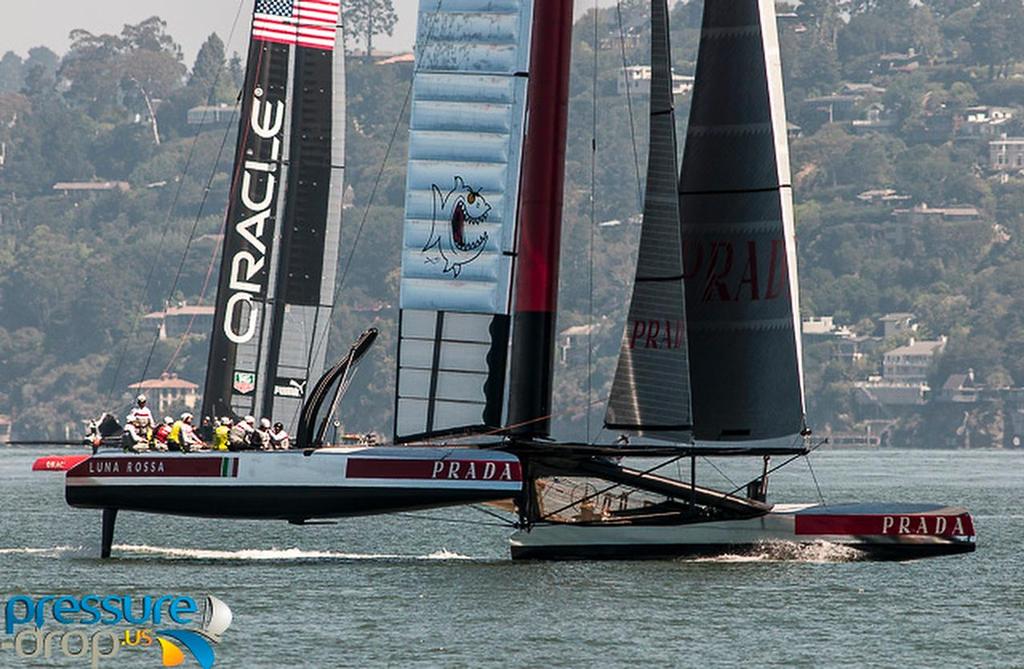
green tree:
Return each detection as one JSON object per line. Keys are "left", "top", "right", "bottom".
{"left": 968, "top": 0, "right": 1024, "bottom": 78}
{"left": 24, "top": 47, "right": 58, "bottom": 82}
{"left": 0, "top": 52, "right": 23, "bottom": 93}
{"left": 189, "top": 34, "right": 235, "bottom": 104}
{"left": 344, "top": 0, "right": 398, "bottom": 61}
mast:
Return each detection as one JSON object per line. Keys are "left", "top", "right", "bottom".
{"left": 506, "top": 0, "right": 575, "bottom": 438}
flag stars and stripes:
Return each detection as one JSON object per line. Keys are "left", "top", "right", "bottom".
{"left": 253, "top": 0, "right": 341, "bottom": 51}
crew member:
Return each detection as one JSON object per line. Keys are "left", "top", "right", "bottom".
{"left": 169, "top": 413, "right": 203, "bottom": 453}
{"left": 269, "top": 422, "right": 290, "bottom": 450}
{"left": 153, "top": 416, "right": 173, "bottom": 451}
{"left": 253, "top": 417, "right": 273, "bottom": 450}
{"left": 212, "top": 417, "right": 232, "bottom": 452}
{"left": 126, "top": 394, "right": 155, "bottom": 432}
{"left": 198, "top": 416, "right": 214, "bottom": 442}
{"left": 229, "top": 415, "right": 256, "bottom": 451}
{"left": 123, "top": 416, "right": 150, "bottom": 452}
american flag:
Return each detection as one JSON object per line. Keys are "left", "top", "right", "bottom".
{"left": 253, "top": 0, "right": 341, "bottom": 51}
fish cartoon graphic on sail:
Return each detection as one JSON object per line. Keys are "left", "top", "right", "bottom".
{"left": 422, "top": 176, "right": 491, "bottom": 277}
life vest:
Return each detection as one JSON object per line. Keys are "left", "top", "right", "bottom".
{"left": 168, "top": 421, "right": 184, "bottom": 446}
{"left": 213, "top": 425, "right": 230, "bottom": 452}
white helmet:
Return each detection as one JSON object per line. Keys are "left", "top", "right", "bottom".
{"left": 163, "top": 416, "right": 173, "bottom": 424}
{"left": 259, "top": 417, "right": 271, "bottom": 429}
{"left": 221, "top": 416, "right": 233, "bottom": 426}
{"left": 181, "top": 412, "right": 193, "bottom": 422}
{"left": 136, "top": 394, "right": 147, "bottom": 405}
{"left": 244, "top": 415, "right": 256, "bottom": 425}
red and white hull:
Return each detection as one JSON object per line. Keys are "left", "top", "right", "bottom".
{"left": 509, "top": 503, "right": 977, "bottom": 560}
{"left": 66, "top": 448, "right": 522, "bottom": 521}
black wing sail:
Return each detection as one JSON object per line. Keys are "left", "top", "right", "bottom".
{"left": 605, "top": 0, "right": 692, "bottom": 442}
{"left": 202, "top": 0, "right": 345, "bottom": 426}
{"left": 678, "top": 0, "right": 807, "bottom": 446}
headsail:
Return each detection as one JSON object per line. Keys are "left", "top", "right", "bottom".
{"left": 203, "top": 0, "right": 345, "bottom": 429}
{"left": 395, "top": 0, "right": 535, "bottom": 442}
{"left": 605, "top": 0, "right": 692, "bottom": 442}
{"left": 678, "top": 0, "right": 806, "bottom": 445}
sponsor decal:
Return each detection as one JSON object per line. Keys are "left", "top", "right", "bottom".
{"left": 273, "top": 377, "right": 307, "bottom": 398}
{"left": 794, "top": 513, "right": 975, "bottom": 537}
{"left": 67, "top": 457, "right": 239, "bottom": 479}
{"left": 1, "top": 593, "right": 231, "bottom": 668}
{"left": 233, "top": 372, "right": 256, "bottom": 395}
{"left": 422, "top": 176, "right": 491, "bottom": 278}
{"left": 682, "top": 238, "right": 790, "bottom": 303}
{"left": 224, "top": 85, "right": 286, "bottom": 345}
{"left": 347, "top": 457, "right": 522, "bottom": 483}
{"left": 627, "top": 319, "right": 685, "bottom": 350}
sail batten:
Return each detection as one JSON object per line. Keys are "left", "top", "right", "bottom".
{"left": 678, "top": 0, "right": 806, "bottom": 445}
{"left": 604, "top": 0, "right": 692, "bottom": 442}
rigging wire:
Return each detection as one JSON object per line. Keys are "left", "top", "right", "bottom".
{"left": 471, "top": 503, "right": 518, "bottom": 526}
{"left": 700, "top": 456, "right": 738, "bottom": 489}
{"left": 586, "top": 0, "right": 599, "bottom": 444}
{"left": 723, "top": 437, "right": 830, "bottom": 499}
{"left": 616, "top": 0, "right": 644, "bottom": 210}
{"left": 538, "top": 455, "right": 684, "bottom": 522}
{"left": 805, "top": 453, "right": 827, "bottom": 506}
{"left": 306, "top": 0, "right": 444, "bottom": 372}
{"left": 104, "top": 0, "right": 248, "bottom": 402}
{"left": 138, "top": 91, "right": 241, "bottom": 385}
{"left": 395, "top": 512, "right": 511, "bottom": 529}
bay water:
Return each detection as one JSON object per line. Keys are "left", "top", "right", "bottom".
{"left": 0, "top": 447, "right": 1019, "bottom": 668}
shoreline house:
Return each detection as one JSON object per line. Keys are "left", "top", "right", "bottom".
{"left": 989, "top": 135, "right": 1024, "bottom": 171}
{"left": 128, "top": 373, "right": 199, "bottom": 416}
{"left": 854, "top": 336, "right": 947, "bottom": 407}
{"left": 618, "top": 65, "right": 694, "bottom": 97}
{"left": 143, "top": 304, "right": 216, "bottom": 340}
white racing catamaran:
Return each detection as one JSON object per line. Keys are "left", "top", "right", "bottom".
{"left": 53, "top": 0, "right": 975, "bottom": 561}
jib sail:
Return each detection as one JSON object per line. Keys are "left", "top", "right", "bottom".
{"left": 605, "top": 0, "right": 693, "bottom": 443}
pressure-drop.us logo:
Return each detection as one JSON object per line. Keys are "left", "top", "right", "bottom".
{"left": 0, "top": 593, "right": 232, "bottom": 668}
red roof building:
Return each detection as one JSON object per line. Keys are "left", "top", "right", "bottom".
{"left": 128, "top": 373, "right": 199, "bottom": 416}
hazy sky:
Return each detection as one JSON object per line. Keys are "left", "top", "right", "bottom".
{"left": 1, "top": 1, "right": 617, "bottom": 63}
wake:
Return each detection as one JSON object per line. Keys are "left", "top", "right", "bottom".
{"left": 116, "top": 544, "right": 475, "bottom": 561}
{"left": 687, "top": 541, "right": 864, "bottom": 563}
{"left": 0, "top": 544, "right": 477, "bottom": 561}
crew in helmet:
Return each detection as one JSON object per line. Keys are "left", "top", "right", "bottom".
{"left": 212, "top": 417, "right": 232, "bottom": 452}
{"left": 229, "top": 415, "right": 256, "bottom": 451}
{"left": 126, "top": 394, "right": 155, "bottom": 432}
{"left": 269, "top": 422, "right": 291, "bottom": 450}
{"left": 169, "top": 412, "right": 203, "bottom": 452}
{"left": 253, "top": 417, "right": 273, "bottom": 450}
{"left": 152, "top": 416, "right": 173, "bottom": 451}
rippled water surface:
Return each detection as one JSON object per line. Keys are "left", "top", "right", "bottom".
{"left": 1, "top": 448, "right": 1019, "bottom": 667}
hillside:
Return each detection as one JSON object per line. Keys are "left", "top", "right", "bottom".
{"left": 2, "top": 2, "right": 1024, "bottom": 447}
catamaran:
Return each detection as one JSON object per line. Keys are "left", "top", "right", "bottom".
{"left": 49, "top": 0, "right": 975, "bottom": 561}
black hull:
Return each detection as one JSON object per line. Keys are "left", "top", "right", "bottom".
{"left": 67, "top": 485, "right": 511, "bottom": 521}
